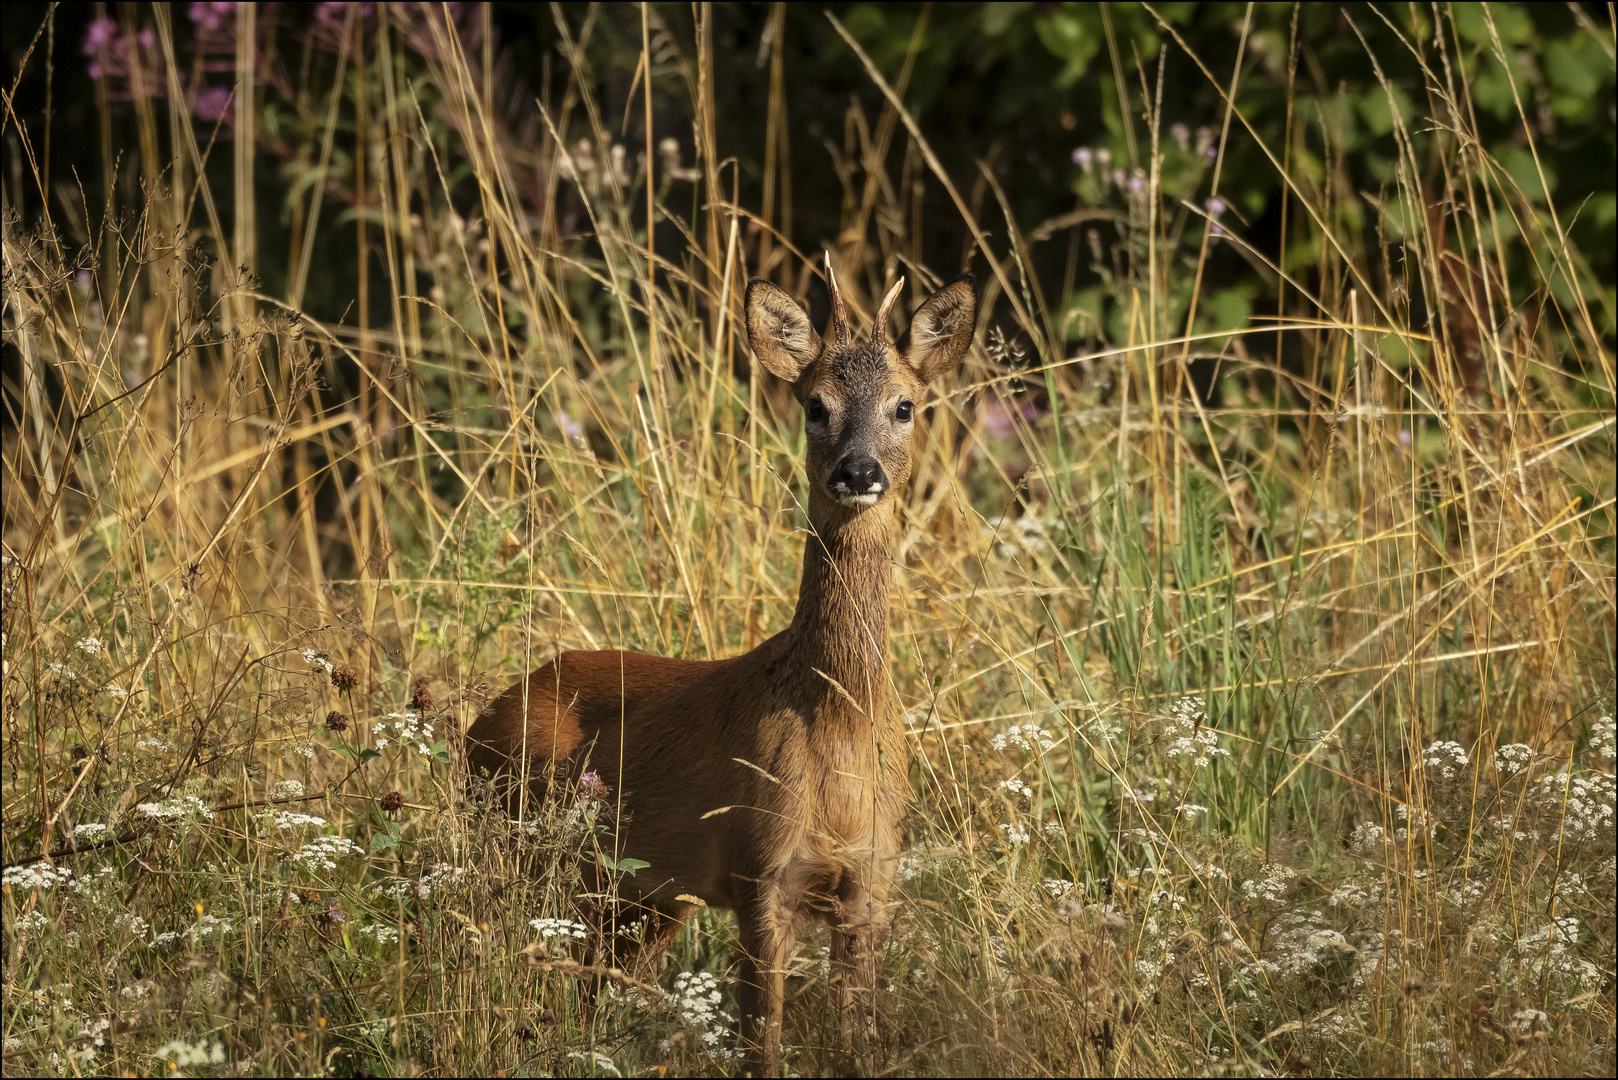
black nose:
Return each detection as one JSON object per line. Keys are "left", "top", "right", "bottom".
{"left": 831, "top": 456, "right": 887, "bottom": 495}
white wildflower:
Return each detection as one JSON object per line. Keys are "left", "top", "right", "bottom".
{"left": 1087, "top": 714, "right": 1125, "bottom": 742}
{"left": 1041, "top": 878, "right": 1074, "bottom": 898}
{"left": 2, "top": 863, "right": 73, "bottom": 891}
{"left": 290, "top": 835, "right": 365, "bottom": 871}
{"left": 999, "top": 777, "right": 1033, "bottom": 799}
{"left": 269, "top": 780, "right": 306, "bottom": 799}
{"left": 301, "top": 649, "right": 333, "bottom": 674}
{"left": 415, "top": 865, "right": 467, "bottom": 897}
{"left": 897, "top": 844, "right": 959, "bottom": 882}
{"left": 1534, "top": 771, "right": 1616, "bottom": 844}
{"left": 1118, "top": 780, "right": 1158, "bottom": 804}
{"left": 1163, "top": 696, "right": 1228, "bottom": 767}
{"left": 992, "top": 724, "right": 1057, "bottom": 753}
{"left": 154, "top": 1039, "right": 226, "bottom": 1068}
{"left": 186, "top": 914, "right": 233, "bottom": 943}
{"left": 530, "top": 917, "right": 589, "bottom": 941}
{"left": 1508, "top": 1008, "right": 1549, "bottom": 1035}
{"left": 1494, "top": 743, "right": 1534, "bottom": 775}
{"left": 72, "top": 823, "right": 108, "bottom": 839}
{"left": 77, "top": 637, "right": 104, "bottom": 655}
{"left": 114, "top": 914, "right": 150, "bottom": 937}
{"left": 1591, "top": 716, "right": 1615, "bottom": 761}
{"left": 15, "top": 910, "right": 50, "bottom": 934}
{"left": 566, "top": 1050, "right": 621, "bottom": 1077}
{"left": 1350, "top": 821, "right": 1386, "bottom": 854}
{"left": 136, "top": 795, "right": 213, "bottom": 821}
{"left": 1153, "top": 889, "right": 1188, "bottom": 912}
{"left": 1422, "top": 740, "right": 1470, "bottom": 780}
{"left": 376, "top": 711, "right": 436, "bottom": 756}
{"left": 1241, "top": 864, "right": 1296, "bottom": 903}
{"left": 670, "top": 970, "right": 732, "bottom": 1048}
{"left": 997, "top": 822, "right": 1031, "bottom": 845}
{"left": 260, "top": 810, "right": 327, "bottom": 831}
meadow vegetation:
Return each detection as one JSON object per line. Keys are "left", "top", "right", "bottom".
{"left": 2, "top": 4, "right": 1614, "bottom": 1076}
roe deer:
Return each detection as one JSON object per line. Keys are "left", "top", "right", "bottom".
{"left": 465, "top": 262, "right": 977, "bottom": 1074}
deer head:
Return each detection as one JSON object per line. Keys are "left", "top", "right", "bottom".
{"left": 746, "top": 262, "right": 977, "bottom": 510}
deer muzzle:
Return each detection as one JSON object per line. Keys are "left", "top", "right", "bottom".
{"left": 829, "top": 456, "right": 889, "bottom": 507}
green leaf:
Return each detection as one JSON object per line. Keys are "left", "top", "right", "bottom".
{"left": 1201, "top": 287, "right": 1252, "bottom": 335}
{"left": 982, "top": 2, "right": 1033, "bottom": 37}
{"left": 1544, "top": 37, "right": 1604, "bottom": 100}
{"left": 1357, "top": 85, "right": 1413, "bottom": 139}
{"left": 370, "top": 832, "right": 398, "bottom": 851}
{"left": 600, "top": 856, "right": 650, "bottom": 876}
{"left": 1497, "top": 147, "right": 1556, "bottom": 204}
{"left": 1035, "top": 8, "right": 1102, "bottom": 85}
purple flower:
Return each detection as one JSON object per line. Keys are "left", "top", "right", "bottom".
{"left": 981, "top": 399, "right": 1041, "bottom": 441}
{"left": 318, "top": 2, "right": 375, "bottom": 29}
{"left": 1399, "top": 428, "right": 1412, "bottom": 445}
{"left": 137, "top": 28, "right": 155, "bottom": 49}
{"left": 554, "top": 410, "right": 584, "bottom": 442}
{"left": 1205, "top": 197, "right": 1226, "bottom": 218}
{"left": 1206, "top": 144, "right": 1218, "bottom": 161}
{"left": 190, "top": 2, "right": 234, "bottom": 31}
{"left": 83, "top": 17, "right": 118, "bottom": 55}
{"left": 325, "top": 904, "right": 347, "bottom": 925}
{"left": 578, "top": 770, "right": 610, "bottom": 806}
{"left": 1128, "top": 173, "right": 1145, "bottom": 194}
{"left": 1170, "top": 123, "right": 1190, "bottom": 150}
{"left": 194, "top": 86, "right": 232, "bottom": 122}
{"left": 1072, "top": 147, "right": 1093, "bottom": 168}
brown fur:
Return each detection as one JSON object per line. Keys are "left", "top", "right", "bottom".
{"left": 464, "top": 268, "right": 977, "bottom": 1074}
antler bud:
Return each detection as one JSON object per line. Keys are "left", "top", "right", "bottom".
{"left": 871, "top": 277, "right": 906, "bottom": 347}
{"left": 824, "top": 252, "right": 851, "bottom": 347}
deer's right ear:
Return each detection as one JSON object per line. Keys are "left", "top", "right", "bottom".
{"left": 746, "top": 278, "right": 822, "bottom": 383}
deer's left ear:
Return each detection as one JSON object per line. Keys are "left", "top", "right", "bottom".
{"left": 898, "top": 274, "right": 976, "bottom": 382}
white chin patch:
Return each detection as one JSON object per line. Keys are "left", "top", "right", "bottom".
{"left": 838, "top": 492, "right": 880, "bottom": 507}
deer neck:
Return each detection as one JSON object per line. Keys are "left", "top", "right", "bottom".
{"left": 789, "top": 491, "right": 894, "bottom": 710}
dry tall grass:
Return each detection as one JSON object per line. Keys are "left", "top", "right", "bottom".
{"left": 2, "top": 5, "right": 1613, "bottom": 1077}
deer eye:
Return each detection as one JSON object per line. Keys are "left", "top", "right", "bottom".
{"left": 806, "top": 397, "right": 828, "bottom": 423}
{"left": 895, "top": 400, "right": 914, "bottom": 422}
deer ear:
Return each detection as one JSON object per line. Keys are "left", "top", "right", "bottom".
{"left": 899, "top": 273, "right": 977, "bottom": 382}
{"left": 746, "top": 278, "right": 822, "bottom": 383}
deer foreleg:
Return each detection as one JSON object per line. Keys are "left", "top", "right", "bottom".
{"left": 735, "top": 889, "right": 794, "bottom": 1076}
